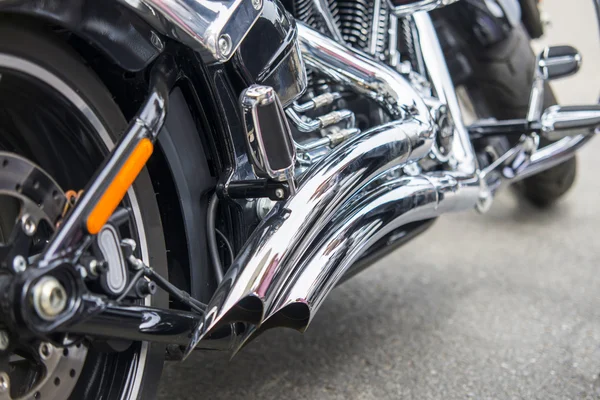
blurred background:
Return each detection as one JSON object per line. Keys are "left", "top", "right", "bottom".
{"left": 159, "top": 1, "right": 600, "bottom": 398}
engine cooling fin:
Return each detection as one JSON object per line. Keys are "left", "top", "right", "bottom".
{"left": 292, "top": 0, "right": 390, "bottom": 58}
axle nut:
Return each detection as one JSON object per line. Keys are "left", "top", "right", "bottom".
{"left": 31, "top": 277, "right": 68, "bottom": 321}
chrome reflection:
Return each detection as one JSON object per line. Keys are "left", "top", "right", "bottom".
{"left": 117, "top": 0, "right": 262, "bottom": 64}
{"left": 185, "top": 116, "right": 435, "bottom": 356}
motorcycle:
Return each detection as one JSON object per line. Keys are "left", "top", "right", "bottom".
{"left": 0, "top": 0, "right": 597, "bottom": 398}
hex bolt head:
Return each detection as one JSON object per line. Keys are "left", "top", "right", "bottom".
{"left": 275, "top": 188, "right": 285, "bottom": 199}
{"left": 21, "top": 214, "right": 36, "bottom": 236}
{"left": 218, "top": 34, "right": 232, "bottom": 57}
{"left": 0, "top": 372, "right": 9, "bottom": 393}
{"left": 0, "top": 331, "right": 9, "bottom": 351}
{"left": 31, "top": 277, "right": 68, "bottom": 321}
{"left": 12, "top": 255, "right": 27, "bottom": 273}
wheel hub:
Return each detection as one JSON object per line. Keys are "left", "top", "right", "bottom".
{"left": 0, "top": 151, "right": 87, "bottom": 400}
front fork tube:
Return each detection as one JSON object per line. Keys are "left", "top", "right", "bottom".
{"left": 40, "top": 55, "right": 178, "bottom": 263}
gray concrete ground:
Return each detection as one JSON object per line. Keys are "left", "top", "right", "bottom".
{"left": 158, "top": 1, "right": 600, "bottom": 399}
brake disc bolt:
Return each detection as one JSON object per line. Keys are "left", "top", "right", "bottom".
{"left": 0, "top": 331, "right": 9, "bottom": 351}
{"left": 252, "top": 0, "right": 262, "bottom": 10}
{"left": 39, "top": 342, "right": 52, "bottom": 359}
{"left": 12, "top": 255, "right": 27, "bottom": 273}
{"left": 21, "top": 214, "right": 36, "bottom": 236}
{"left": 0, "top": 372, "right": 9, "bottom": 393}
{"left": 32, "top": 277, "right": 68, "bottom": 320}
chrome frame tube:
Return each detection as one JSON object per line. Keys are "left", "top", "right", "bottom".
{"left": 510, "top": 133, "right": 595, "bottom": 183}
{"left": 412, "top": 12, "right": 479, "bottom": 175}
{"left": 389, "top": 0, "right": 459, "bottom": 17}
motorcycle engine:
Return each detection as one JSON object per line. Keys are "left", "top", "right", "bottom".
{"left": 281, "top": 0, "right": 440, "bottom": 170}
{"left": 292, "top": 0, "right": 397, "bottom": 58}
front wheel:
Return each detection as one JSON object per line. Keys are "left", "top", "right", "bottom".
{"left": 0, "top": 19, "right": 167, "bottom": 399}
{"left": 461, "top": 25, "right": 577, "bottom": 207}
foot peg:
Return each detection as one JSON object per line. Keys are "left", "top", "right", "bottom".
{"left": 240, "top": 85, "right": 296, "bottom": 194}
{"left": 541, "top": 105, "right": 600, "bottom": 141}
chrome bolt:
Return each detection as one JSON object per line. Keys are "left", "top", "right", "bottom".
{"left": 121, "top": 238, "right": 137, "bottom": 253}
{"left": 274, "top": 188, "right": 285, "bottom": 199}
{"left": 0, "top": 331, "right": 9, "bottom": 351}
{"left": 150, "top": 31, "right": 164, "bottom": 51}
{"left": 21, "top": 214, "right": 36, "bottom": 236}
{"left": 0, "top": 372, "right": 9, "bottom": 393}
{"left": 88, "top": 259, "right": 99, "bottom": 276}
{"left": 12, "top": 255, "right": 26, "bottom": 273}
{"left": 32, "top": 277, "right": 68, "bottom": 321}
{"left": 251, "top": 0, "right": 262, "bottom": 10}
{"left": 218, "top": 34, "right": 232, "bottom": 57}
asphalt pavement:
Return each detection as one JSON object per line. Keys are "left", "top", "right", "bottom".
{"left": 158, "top": 1, "right": 600, "bottom": 398}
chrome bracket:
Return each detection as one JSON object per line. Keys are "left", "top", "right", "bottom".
{"left": 240, "top": 85, "right": 297, "bottom": 194}
{"left": 117, "top": 0, "right": 263, "bottom": 64}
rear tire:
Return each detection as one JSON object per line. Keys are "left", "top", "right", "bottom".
{"left": 463, "top": 25, "right": 577, "bottom": 207}
{"left": 520, "top": 0, "right": 545, "bottom": 39}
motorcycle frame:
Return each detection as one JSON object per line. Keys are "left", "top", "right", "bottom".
{"left": 0, "top": 0, "right": 598, "bottom": 358}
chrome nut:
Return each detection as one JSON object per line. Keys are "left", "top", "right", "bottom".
{"left": 31, "top": 277, "right": 68, "bottom": 321}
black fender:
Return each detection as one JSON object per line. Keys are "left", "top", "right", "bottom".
{"left": 0, "top": 0, "right": 162, "bottom": 71}
{"left": 153, "top": 87, "right": 217, "bottom": 302}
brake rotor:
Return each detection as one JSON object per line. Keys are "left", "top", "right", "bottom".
{"left": 0, "top": 151, "right": 87, "bottom": 400}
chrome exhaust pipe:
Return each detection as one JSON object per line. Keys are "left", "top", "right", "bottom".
{"left": 261, "top": 172, "right": 480, "bottom": 333}
{"left": 296, "top": 21, "right": 431, "bottom": 121}
{"left": 186, "top": 119, "right": 435, "bottom": 353}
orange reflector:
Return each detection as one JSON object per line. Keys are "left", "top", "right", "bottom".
{"left": 86, "top": 138, "right": 154, "bottom": 234}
